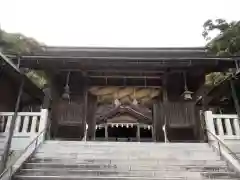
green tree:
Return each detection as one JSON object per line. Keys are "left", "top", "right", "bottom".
{"left": 203, "top": 19, "right": 240, "bottom": 56}
{"left": 203, "top": 19, "right": 240, "bottom": 86}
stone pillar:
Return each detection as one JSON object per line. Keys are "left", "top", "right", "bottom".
{"left": 137, "top": 124, "right": 140, "bottom": 142}
{"left": 105, "top": 124, "right": 108, "bottom": 141}
{"left": 205, "top": 111, "right": 215, "bottom": 140}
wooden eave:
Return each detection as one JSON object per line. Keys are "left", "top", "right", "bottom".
{"left": 0, "top": 52, "right": 44, "bottom": 103}
{"left": 6, "top": 46, "right": 236, "bottom": 72}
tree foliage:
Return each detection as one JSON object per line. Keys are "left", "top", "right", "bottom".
{"left": 203, "top": 19, "right": 240, "bottom": 56}
{"left": 0, "top": 26, "right": 47, "bottom": 88}
{"left": 203, "top": 19, "right": 240, "bottom": 86}
{"left": 0, "top": 27, "right": 44, "bottom": 54}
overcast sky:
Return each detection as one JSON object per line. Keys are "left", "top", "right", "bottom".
{"left": 0, "top": 0, "right": 239, "bottom": 47}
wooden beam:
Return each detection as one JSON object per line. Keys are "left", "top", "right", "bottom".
{"left": 193, "top": 84, "right": 213, "bottom": 104}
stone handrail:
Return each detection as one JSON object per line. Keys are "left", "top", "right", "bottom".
{"left": 206, "top": 129, "right": 240, "bottom": 174}
{"left": 205, "top": 111, "right": 240, "bottom": 140}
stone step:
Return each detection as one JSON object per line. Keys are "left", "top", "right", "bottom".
{"left": 37, "top": 150, "right": 214, "bottom": 155}
{"left": 16, "top": 168, "right": 238, "bottom": 179}
{"left": 19, "top": 166, "right": 230, "bottom": 173}
{"left": 24, "top": 160, "right": 227, "bottom": 169}
{"left": 42, "top": 142, "right": 210, "bottom": 146}
{"left": 37, "top": 147, "right": 213, "bottom": 152}
{"left": 38, "top": 151, "right": 213, "bottom": 155}
{"left": 14, "top": 173, "right": 240, "bottom": 180}
{"left": 41, "top": 144, "right": 210, "bottom": 149}
{"left": 44, "top": 141, "right": 207, "bottom": 145}
{"left": 16, "top": 169, "right": 203, "bottom": 177}
{"left": 41, "top": 148, "right": 211, "bottom": 152}
{"left": 32, "top": 155, "right": 221, "bottom": 161}
{"left": 13, "top": 141, "right": 240, "bottom": 180}
{"left": 33, "top": 152, "right": 218, "bottom": 158}
{"left": 39, "top": 148, "right": 211, "bottom": 151}
{"left": 39, "top": 147, "right": 212, "bottom": 152}
{"left": 29, "top": 157, "right": 225, "bottom": 164}
{"left": 201, "top": 171, "right": 240, "bottom": 179}
{"left": 48, "top": 145, "right": 210, "bottom": 148}
{"left": 14, "top": 175, "right": 197, "bottom": 180}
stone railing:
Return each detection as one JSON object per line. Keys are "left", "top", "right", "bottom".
{"left": 205, "top": 111, "right": 240, "bottom": 140}
{"left": 0, "top": 109, "right": 48, "bottom": 150}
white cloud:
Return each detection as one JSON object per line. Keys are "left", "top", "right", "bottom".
{"left": 0, "top": 0, "right": 239, "bottom": 47}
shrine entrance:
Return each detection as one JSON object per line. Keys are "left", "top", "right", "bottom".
{"left": 90, "top": 86, "right": 157, "bottom": 142}
{"left": 108, "top": 125, "right": 136, "bottom": 141}
{"left": 95, "top": 123, "right": 153, "bottom": 142}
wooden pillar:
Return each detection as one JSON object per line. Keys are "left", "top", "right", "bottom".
{"left": 230, "top": 80, "right": 240, "bottom": 119}
{"left": 137, "top": 124, "right": 140, "bottom": 142}
{"left": 86, "top": 94, "right": 97, "bottom": 141}
{"left": 153, "top": 103, "right": 160, "bottom": 141}
{"left": 82, "top": 74, "right": 88, "bottom": 140}
{"left": 162, "top": 72, "right": 168, "bottom": 142}
{"left": 93, "top": 124, "right": 96, "bottom": 141}
{"left": 0, "top": 78, "right": 24, "bottom": 173}
{"left": 46, "top": 72, "right": 61, "bottom": 140}
{"left": 42, "top": 85, "right": 52, "bottom": 109}
{"left": 151, "top": 125, "right": 155, "bottom": 142}
{"left": 200, "top": 97, "right": 208, "bottom": 142}
{"left": 162, "top": 73, "right": 168, "bottom": 102}
{"left": 105, "top": 124, "right": 108, "bottom": 141}
{"left": 42, "top": 85, "right": 52, "bottom": 140}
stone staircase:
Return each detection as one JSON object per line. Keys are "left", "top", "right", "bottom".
{"left": 12, "top": 141, "right": 240, "bottom": 180}
{"left": 225, "top": 141, "right": 240, "bottom": 159}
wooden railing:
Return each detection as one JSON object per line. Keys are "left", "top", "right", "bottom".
{"left": 205, "top": 111, "right": 240, "bottom": 140}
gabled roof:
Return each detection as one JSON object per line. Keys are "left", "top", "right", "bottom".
{"left": 41, "top": 46, "right": 210, "bottom": 58}
{"left": 6, "top": 46, "right": 236, "bottom": 72}
{"left": 96, "top": 104, "right": 152, "bottom": 124}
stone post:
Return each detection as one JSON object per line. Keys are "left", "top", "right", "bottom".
{"left": 205, "top": 111, "right": 215, "bottom": 140}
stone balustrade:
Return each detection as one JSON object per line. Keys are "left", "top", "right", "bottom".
{"left": 0, "top": 109, "right": 48, "bottom": 150}
{"left": 205, "top": 111, "right": 240, "bottom": 140}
